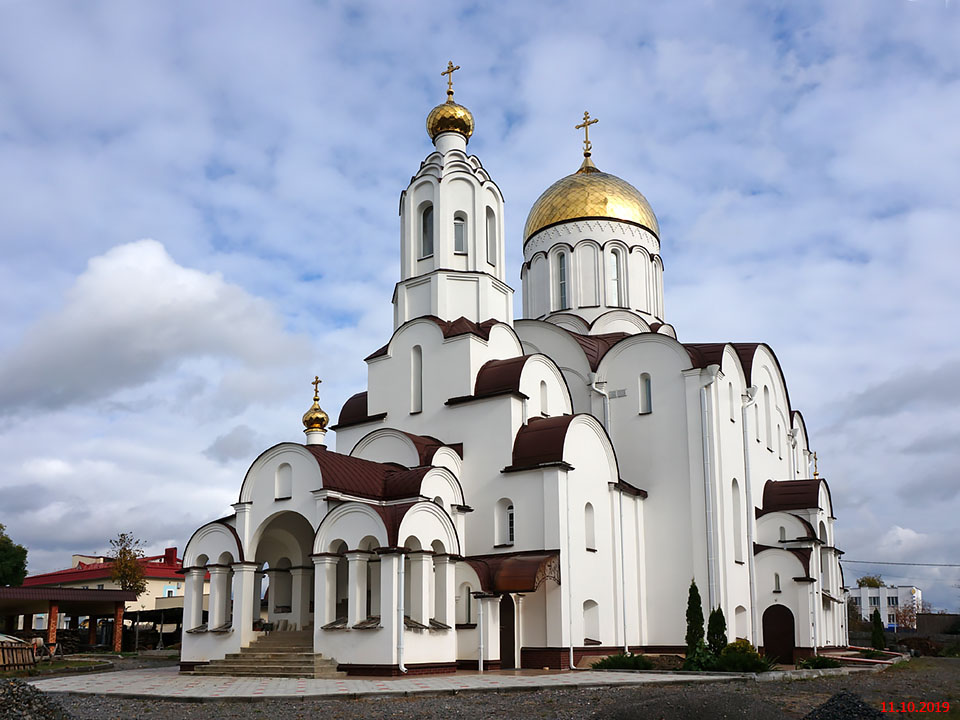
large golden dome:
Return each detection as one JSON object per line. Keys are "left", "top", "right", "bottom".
{"left": 426, "top": 99, "right": 474, "bottom": 142}
{"left": 524, "top": 158, "right": 659, "bottom": 242}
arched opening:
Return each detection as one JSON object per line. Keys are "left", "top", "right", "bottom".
{"left": 732, "top": 479, "right": 743, "bottom": 562}
{"left": 212, "top": 551, "right": 235, "bottom": 629}
{"left": 485, "top": 207, "right": 496, "bottom": 266}
{"left": 583, "top": 599, "right": 600, "bottom": 644}
{"left": 253, "top": 511, "right": 315, "bottom": 630}
{"left": 495, "top": 498, "right": 515, "bottom": 546}
{"left": 500, "top": 594, "right": 516, "bottom": 669}
{"left": 584, "top": 502, "right": 596, "bottom": 551}
{"left": 456, "top": 582, "right": 474, "bottom": 625}
{"left": 608, "top": 248, "right": 625, "bottom": 307}
{"left": 431, "top": 539, "right": 448, "bottom": 626}
{"left": 454, "top": 212, "right": 467, "bottom": 254}
{"left": 779, "top": 526, "right": 787, "bottom": 542}
{"left": 762, "top": 605, "right": 795, "bottom": 664}
{"left": 639, "top": 373, "right": 652, "bottom": 414}
{"left": 555, "top": 252, "right": 568, "bottom": 310}
{"left": 540, "top": 380, "right": 549, "bottom": 417}
{"left": 777, "top": 423, "right": 783, "bottom": 459}
{"left": 774, "top": 573, "right": 781, "bottom": 593}
{"left": 819, "top": 521, "right": 829, "bottom": 591}
{"left": 735, "top": 605, "right": 748, "bottom": 639}
{"left": 763, "top": 386, "right": 772, "bottom": 450}
{"left": 411, "top": 345, "right": 423, "bottom": 413}
{"left": 420, "top": 203, "right": 434, "bottom": 258}
{"left": 274, "top": 463, "right": 292, "bottom": 500}
{"left": 359, "top": 535, "right": 381, "bottom": 619}
{"left": 330, "top": 540, "right": 348, "bottom": 621}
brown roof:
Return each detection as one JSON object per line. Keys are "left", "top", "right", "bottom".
{"left": 759, "top": 479, "right": 826, "bottom": 516}
{"left": 563, "top": 330, "right": 632, "bottom": 372}
{"left": 474, "top": 356, "right": 530, "bottom": 397}
{"left": 304, "top": 446, "right": 430, "bottom": 501}
{"left": 400, "top": 431, "right": 462, "bottom": 464}
{"left": 332, "top": 391, "right": 386, "bottom": 430}
{"left": 373, "top": 503, "right": 418, "bottom": 546}
{"left": 506, "top": 415, "right": 576, "bottom": 471}
{"left": 684, "top": 342, "right": 795, "bottom": 414}
{"left": 465, "top": 550, "right": 560, "bottom": 592}
{"left": 365, "top": 316, "right": 500, "bottom": 361}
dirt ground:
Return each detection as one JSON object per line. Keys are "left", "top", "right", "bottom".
{"left": 53, "top": 657, "right": 960, "bottom": 720}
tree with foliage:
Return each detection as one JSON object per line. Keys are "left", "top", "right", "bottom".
{"left": 870, "top": 608, "right": 886, "bottom": 650}
{"left": 685, "top": 580, "right": 705, "bottom": 653}
{"left": 707, "top": 607, "right": 728, "bottom": 655}
{"left": 109, "top": 532, "right": 147, "bottom": 595}
{"left": 0, "top": 523, "right": 28, "bottom": 586}
{"left": 857, "top": 574, "right": 885, "bottom": 588}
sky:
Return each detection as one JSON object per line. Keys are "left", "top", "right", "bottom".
{"left": 1, "top": 0, "right": 958, "bottom": 609}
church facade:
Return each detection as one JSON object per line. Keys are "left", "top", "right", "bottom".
{"left": 180, "top": 69, "right": 847, "bottom": 675}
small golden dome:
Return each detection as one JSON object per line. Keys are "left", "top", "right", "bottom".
{"left": 426, "top": 99, "right": 474, "bottom": 142}
{"left": 302, "top": 376, "right": 329, "bottom": 432}
{"left": 523, "top": 157, "right": 660, "bottom": 242}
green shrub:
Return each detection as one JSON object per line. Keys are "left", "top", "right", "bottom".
{"left": 682, "top": 639, "right": 717, "bottom": 671}
{"left": 859, "top": 649, "right": 884, "bottom": 659}
{"left": 591, "top": 652, "right": 654, "bottom": 670}
{"left": 707, "top": 607, "right": 728, "bottom": 656}
{"left": 715, "top": 639, "right": 771, "bottom": 672}
{"left": 870, "top": 609, "right": 886, "bottom": 650}
{"left": 796, "top": 655, "right": 842, "bottom": 669}
{"left": 685, "top": 580, "right": 704, "bottom": 654}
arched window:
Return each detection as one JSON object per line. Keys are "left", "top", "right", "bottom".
{"left": 274, "top": 463, "right": 292, "bottom": 500}
{"left": 507, "top": 504, "right": 515, "bottom": 544}
{"left": 777, "top": 423, "right": 783, "bottom": 459}
{"left": 774, "top": 573, "right": 781, "bottom": 592}
{"left": 608, "top": 248, "right": 625, "bottom": 307}
{"left": 411, "top": 345, "right": 423, "bottom": 413}
{"left": 583, "top": 599, "right": 600, "bottom": 643}
{"left": 485, "top": 207, "right": 496, "bottom": 266}
{"left": 732, "top": 479, "right": 743, "bottom": 563}
{"left": 420, "top": 204, "right": 434, "bottom": 258}
{"left": 754, "top": 404, "right": 761, "bottom": 442}
{"left": 639, "top": 373, "right": 652, "bottom": 414}
{"left": 457, "top": 583, "right": 473, "bottom": 625}
{"left": 540, "top": 380, "right": 549, "bottom": 417}
{"left": 763, "top": 386, "right": 772, "bottom": 450}
{"left": 584, "top": 503, "right": 596, "bottom": 551}
{"left": 728, "top": 383, "right": 735, "bottom": 422}
{"left": 496, "top": 498, "right": 515, "bottom": 546}
{"left": 779, "top": 526, "right": 787, "bottom": 542}
{"left": 556, "top": 252, "right": 568, "bottom": 310}
{"left": 454, "top": 212, "right": 467, "bottom": 254}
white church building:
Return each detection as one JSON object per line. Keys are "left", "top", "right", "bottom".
{"left": 180, "top": 67, "right": 847, "bottom": 675}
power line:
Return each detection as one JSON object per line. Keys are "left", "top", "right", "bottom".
{"left": 843, "top": 560, "right": 960, "bottom": 568}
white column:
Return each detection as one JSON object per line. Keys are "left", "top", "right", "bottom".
{"left": 346, "top": 552, "right": 370, "bottom": 627}
{"left": 379, "top": 552, "right": 401, "bottom": 665}
{"left": 231, "top": 563, "right": 258, "bottom": 645}
{"left": 408, "top": 552, "right": 432, "bottom": 625}
{"left": 264, "top": 569, "right": 281, "bottom": 618}
{"left": 184, "top": 568, "right": 205, "bottom": 630}
{"left": 515, "top": 594, "right": 524, "bottom": 667}
{"left": 253, "top": 572, "right": 263, "bottom": 622}
{"left": 290, "top": 566, "right": 313, "bottom": 630}
{"left": 208, "top": 567, "right": 230, "bottom": 629}
{"left": 433, "top": 555, "right": 455, "bottom": 626}
{"left": 312, "top": 556, "right": 339, "bottom": 627}
{"left": 368, "top": 559, "right": 381, "bottom": 617}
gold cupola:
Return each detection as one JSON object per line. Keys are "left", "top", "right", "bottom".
{"left": 523, "top": 111, "right": 659, "bottom": 242}
{"left": 302, "top": 376, "right": 329, "bottom": 446}
{"left": 426, "top": 61, "right": 475, "bottom": 142}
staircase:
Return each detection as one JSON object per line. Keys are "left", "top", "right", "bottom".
{"left": 191, "top": 629, "right": 345, "bottom": 678}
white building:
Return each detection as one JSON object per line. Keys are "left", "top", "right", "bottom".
{"left": 180, "top": 69, "right": 847, "bottom": 675}
{"left": 845, "top": 585, "right": 921, "bottom": 629}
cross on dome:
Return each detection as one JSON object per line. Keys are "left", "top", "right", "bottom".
{"left": 441, "top": 61, "right": 460, "bottom": 100}
{"left": 575, "top": 110, "right": 598, "bottom": 157}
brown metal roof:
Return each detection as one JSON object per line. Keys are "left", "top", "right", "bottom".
{"left": 506, "top": 415, "right": 576, "bottom": 471}
{"left": 760, "top": 479, "right": 825, "bottom": 515}
{"left": 474, "top": 356, "right": 530, "bottom": 397}
{"left": 364, "top": 316, "right": 499, "bottom": 361}
{"left": 304, "top": 446, "right": 429, "bottom": 502}
{"left": 465, "top": 550, "right": 560, "bottom": 592}
{"left": 400, "top": 431, "right": 462, "bottom": 464}
{"left": 331, "top": 391, "right": 387, "bottom": 430}
{"left": 562, "top": 330, "right": 632, "bottom": 371}
{"left": 373, "top": 503, "right": 418, "bottom": 547}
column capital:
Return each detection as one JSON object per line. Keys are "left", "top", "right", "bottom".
{"left": 345, "top": 550, "right": 374, "bottom": 562}
{"left": 311, "top": 554, "right": 342, "bottom": 567}
{"left": 232, "top": 562, "right": 260, "bottom": 570}
{"left": 207, "top": 565, "right": 231, "bottom": 577}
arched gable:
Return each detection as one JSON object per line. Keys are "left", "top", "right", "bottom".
{"left": 589, "top": 309, "right": 650, "bottom": 335}
{"left": 238, "top": 443, "right": 322, "bottom": 505}
{"left": 419, "top": 467, "right": 465, "bottom": 509}
{"left": 314, "top": 503, "right": 389, "bottom": 554}
{"left": 595, "top": 332, "right": 694, "bottom": 383}
{"left": 184, "top": 520, "right": 244, "bottom": 568}
{"left": 397, "top": 501, "right": 461, "bottom": 556}
{"left": 351, "top": 428, "right": 423, "bottom": 468}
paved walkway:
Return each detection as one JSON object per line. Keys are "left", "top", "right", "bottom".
{"left": 30, "top": 665, "right": 740, "bottom": 701}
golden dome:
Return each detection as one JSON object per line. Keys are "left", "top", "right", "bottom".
{"left": 523, "top": 157, "right": 659, "bottom": 242}
{"left": 302, "top": 376, "right": 329, "bottom": 432}
{"left": 426, "top": 99, "right": 474, "bottom": 142}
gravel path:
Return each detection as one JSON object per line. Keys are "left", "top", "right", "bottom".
{"left": 51, "top": 657, "right": 959, "bottom": 720}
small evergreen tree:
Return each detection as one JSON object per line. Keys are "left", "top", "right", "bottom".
{"left": 707, "top": 606, "right": 728, "bottom": 655}
{"left": 870, "top": 608, "right": 886, "bottom": 650}
{"left": 685, "top": 580, "right": 705, "bottom": 654}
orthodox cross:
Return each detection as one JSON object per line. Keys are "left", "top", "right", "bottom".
{"left": 312, "top": 375, "right": 322, "bottom": 400}
{"left": 812, "top": 451, "right": 819, "bottom": 478}
{"left": 575, "top": 110, "right": 598, "bottom": 156}
{"left": 441, "top": 61, "right": 460, "bottom": 99}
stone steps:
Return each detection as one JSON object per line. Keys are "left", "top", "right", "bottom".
{"left": 190, "top": 630, "right": 344, "bottom": 679}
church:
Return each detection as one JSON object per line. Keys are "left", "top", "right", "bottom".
{"left": 180, "top": 65, "right": 847, "bottom": 676}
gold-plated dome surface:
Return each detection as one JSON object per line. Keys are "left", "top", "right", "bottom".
{"left": 302, "top": 376, "right": 329, "bottom": 432}
{"left": 523, "top": 160, "right": 659, "bottom": 241}
{"left": 426, "top": 100, "right": 474, "bottom": 141}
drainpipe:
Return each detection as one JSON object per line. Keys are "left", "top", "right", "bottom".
{"left": 619, "top": 485, "right": 628, "bottom": 654}
{"left": 398, "top": 552, "right": 407, "bottom": 674}
{"left": 477, "top": 593, "right": 484, "bottom": 673}
{"left": 589, "top": 374, "right": 610, "bottom": 432}
{"left": 565, "top": 471, "right": 576, "bottom": 671}
{"left": 699, "top": 365, "right": 721, "bottom": 610}
{"left": 741, "top": 386, "right": 759, "bottom": 646}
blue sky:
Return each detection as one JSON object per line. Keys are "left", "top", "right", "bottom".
{"left": 1, "top": 0, "right": 959, "bottom": 609}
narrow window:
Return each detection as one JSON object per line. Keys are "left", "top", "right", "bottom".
{"left": 728, "top": 383, "right": 735, "bottom": 422}
{"left": 556, "top": 253, "right": 568, "bottom": 310}
{"left": 777, "top": 423, "right": 783, "bottom": 459}
{"left": 763, "top": 386, "right": 772, "bottom": 450}
{"left": 754, "top": 404, "right": 760, "bottom": 442}
{"left": 779, "top": 526, "right": 786, "bottom": 542}
{"left": 774, "top": 573, "right": 781, "bottom": 592}
{"left": 454, "top": 214, "right": 467, "bottom": 254}
{"left": 540, "top": 380, "right": 549, "bottom": 416}
{"left": 608, "top": 249, "right": 624, "bottom": 306}
{"left": 732, "top": 480, "right": 743, "bottom": 562}
{"left": 507, "top": 504, "right": 515, "bottom": 543}
{"left": 464, "top": 590, "right": 472, "bottom": 623}
{"left": 485, "top": 207, "right": 496, "bottom": 266}
{"left": 639, "top": 373, "right": 652, "bottom": 414}
{"left": 420, "top": 204, "right": 434, "bottom": 258}
{"left": 275, "top": 463, "right": 292, "bottom": 499}
{"left": 411, "top": 345, "right": 423, "bottom": 413}
{"left": 584, "top": 503, "right": 596, "bottom": 550}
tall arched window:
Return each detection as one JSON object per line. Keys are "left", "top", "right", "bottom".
{"left": 454, "top": 212, "right": 467, "bottom": 254}
{"left": 420, "top": 204, "right": 434, "bottom": 258}
{"left": 556, "top": 252, "right": 568, "bottom": 310}
{"left": 485, "top": 207, "right": 496, "bottom": 266}
{"left": 732, "top": 479, "right": 743, "bottom": 562}
{"left": 779, "top": 526, "right": 787, "bottom": 542}
{"left": 584, "top": 503, "right": 596, "bottom": 551}
{"left": 583, "top": 599, "right": 600, "bottom": 643}
{"left": 496, "top": 498, "right": 515, "bottom": 546}
{"left": 540, "top": 380, "right": 549, "bottom": 417}
{"left": 777, "top": 423, "right": 783, "bottom": 459}
{"left": 639, "top": 373, "right": 652, "bottom": 414}
{"left": 754, "top": 404, "right": 760, "bottom": 442}
{"left": 763, "top": 386, "right": 772, "bottom": 450}
{"left": 507, "top": 504, "right": 515, "bottom": 543}
{"left": 274, "top": 463, "right": 292, "bottom": 500}
{"left": 728, "top": 383, "right": 735, "bottom": 422}
{"left": 608, "top": 248, "right": 624, "bottom": 307}
{"left": 774, "top": 573, "right": 781, "bottom": 592}
{"left": 411, "top": 345, "right": 423, "bottom": 413}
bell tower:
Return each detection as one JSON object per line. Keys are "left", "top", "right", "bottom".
{"left": 393, "top": 62, "right": 514, "bottom": 329}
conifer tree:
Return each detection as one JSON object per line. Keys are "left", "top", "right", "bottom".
{"left": 870, "top": 608, "right": 886, "bottom": 650}
{"left": 685, "top": 580, "right": 705, "bottom": 654}
{"left": 707, "top": 606, "right": 728, "bottom": 655}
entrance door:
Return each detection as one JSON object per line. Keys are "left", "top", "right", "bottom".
{"left": 762, "top": 604, "right": 795, "bottom": 664}
{"left": 499, "top": 594, "right": 515, "bottom": 669}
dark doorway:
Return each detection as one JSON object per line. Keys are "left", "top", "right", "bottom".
{"left": 499, "top": 594, "right": 515, "bottom": 669}
{"left": 762, "top": 604, "right": 795, "bottom": 664}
